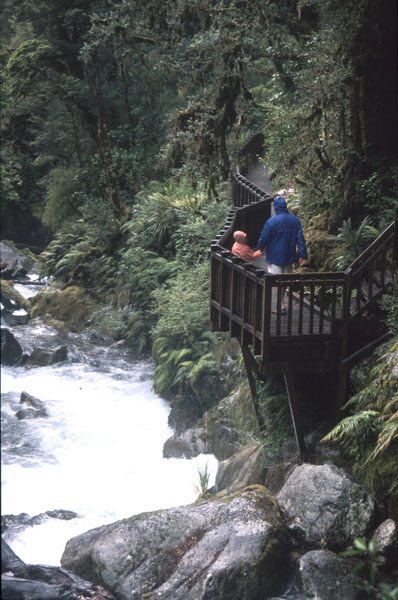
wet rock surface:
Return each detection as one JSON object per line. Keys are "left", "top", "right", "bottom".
{"left": 2, "top": 510, "right": 80, "bottom": 540}
{"left": 26, "top": 345, "right": 68, "bottom": 367}
{"left": 1, "top": 539, "right": 116, "bottom": 600}
{"left": 1, "top": 328, "right": 23, "bottom": 365}
{"left": 163, "top": 426, "right": 207, "bottom": 458}
{"left": 215, "top": 444, "right": 264, "bottom": 494}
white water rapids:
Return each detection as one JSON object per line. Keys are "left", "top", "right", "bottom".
{"left": 1, "top": 310, "right": 218, "bottom": 567}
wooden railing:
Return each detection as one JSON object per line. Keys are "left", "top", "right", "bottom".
{"left": 210, "top": 168, "right": 397, "bottom": 367}
{"left": 344, "top": 221, "right": 396, "bottom": 319}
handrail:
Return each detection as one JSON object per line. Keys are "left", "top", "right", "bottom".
{"left": 344, "top": 222, "right": 395, "bottom": 274}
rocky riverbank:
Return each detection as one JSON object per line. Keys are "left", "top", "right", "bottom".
{"left": 3, "top": 458, "right": 396, "bottom": 600}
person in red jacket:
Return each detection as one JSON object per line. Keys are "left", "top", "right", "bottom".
{"left": 232, "top": 231, "right": 263, "bottom": 262}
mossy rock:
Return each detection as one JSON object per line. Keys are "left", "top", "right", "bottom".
{"left": 29, "top": 286, "right": 98, "bottom": 330}
{"left": 1, "top": 280, "right": 30, "bottom": 313}
{"left": 305, "top": 227, "right": 336, "bottom": 271}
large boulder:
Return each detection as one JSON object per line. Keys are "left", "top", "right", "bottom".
{"left": 62, "top": 486, "right": 289, "bottom": 600}
{"left": 276, "top": 463, "right": 375, "bottom": 551}
{"left": 215, "top": 445, "right": 263, "bottom": 494}
{"left": 1, "top": 328, "right": 23, "bottom": 365}
{"left": 298, "top": 550, "right": 359, "bottom": 600}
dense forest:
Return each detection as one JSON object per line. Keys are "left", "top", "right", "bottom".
{"left": 2, "top": 0, "right": 397, "bottom": 517}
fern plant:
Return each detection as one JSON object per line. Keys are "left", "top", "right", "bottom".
{"left": 332, "top": 217, "right": 379, "bottom": 270}
{"left": 322, "top": 341, "right": 398, "bottom": 513}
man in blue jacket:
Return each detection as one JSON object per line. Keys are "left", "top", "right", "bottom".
{"left": 257, "top": 196, "right": 308, "bottom": 313}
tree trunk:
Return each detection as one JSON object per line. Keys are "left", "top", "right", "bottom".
{"left": 93, "top": 60, "right": 123, "bottom": 223}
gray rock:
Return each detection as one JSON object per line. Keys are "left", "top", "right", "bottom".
{"left": 62, "top": 486, "right": 289, "bottom": 600}
{"left": 0, "top": 242, "right": 35, "bottom": 273}
{"left": 215, "top": 444, "right": 263, "bottom": 494}
{"left": 20, "top": 391, "right": 44, "bottom": 410}
{"left": 298, "top": 550, "right": 358, "bottom": 600}
{"left": 1, "top": 539, "right": 116, "bottom": 600}
{"left": 26, "top": 345, "right": 67, "bottom": 366}
{"left": 374, "top": 519, "right": 398, "bottom": 569}
{"left": 2, "top": 510, "right": 79, "bottom": 538}
{"left": 208, "top": 423, "right": 239, "bottom": 460}
{"left": 16, "top": 408, "right": 46, "bottom": 420}
{"left": 276, "top": 463, "right": 375, "bottom": 551}
{"left": 1, "top": 308, "right": 29, "bottom": 326}
{"left": 163, "top": 427, "right": 207, "bottom": 458}
{"left": 1, "top": 328, "right": 23, "bottom": 365}
{"left": 261, "top": 459, "right": 285, "bottom": 496}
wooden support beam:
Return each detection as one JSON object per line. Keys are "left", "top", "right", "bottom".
{"left": 240, "top": 345, "right": 266, "bottom": 433}
{"left": 341, "top": 331, "right": 392, "bottom": 369}
{"left": 283, "top": 369, "right": 307, "bottom": 459}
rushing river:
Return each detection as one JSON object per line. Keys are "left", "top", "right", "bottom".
{"left": 1, "top": 303, "right": 218, "bottom": 567}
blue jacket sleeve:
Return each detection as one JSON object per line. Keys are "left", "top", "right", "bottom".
{"left": 296, "top": 219, "right": 308, "bottom": 259}
{"left": 257, "top": 221, "right": 272, "bottom": 251}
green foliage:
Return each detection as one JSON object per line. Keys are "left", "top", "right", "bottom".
{"left": 256, "top": 376, "right": 293, "bottom": 455}
{"left": 193, "top": 462, "right": 211, "bottom": 497}
{"left": 332, "top": 217, "right": 379, "bottom": 269}
{"left": 91, "top": 307, "right": 150, "bottom": 353}
{"left": 340, "top": 537, "right": 398, "bottom": 599}
{"left": 151, "top": 262, "right": 218, "bottom": 404}
{"left": 151, "top": 263, "right": 210, "bottom": 349}
{"left": 381, "top": 275, "right": 398, "bottom": 337}
{"left": 322, "top": 341, "right": 398, "bottom": 513}
{"left": 116, "top": 248, "right": 178, "bottom": 308}
{"left": 360, "top": 167, "right": 398, "bottom": 232}
{"left": 41, "top": 167, "right": 82, "bottom": 230}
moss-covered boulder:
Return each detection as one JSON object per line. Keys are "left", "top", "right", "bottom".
{"left": 29, "top": 286, "right": 98, "bottom": 330}
{"left": 61, "top": 486, "right": 289, "bottom": 600}
{"left": 1, "top": 280, "right": 30, "bottom": 312}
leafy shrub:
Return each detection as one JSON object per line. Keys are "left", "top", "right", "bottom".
{"left": 151, "top": 263, "right": 218, "bottom": 401}
{"left": 341, "top": 537, "right": 398, "bottom": 599}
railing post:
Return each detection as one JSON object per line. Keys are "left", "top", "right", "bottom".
{"left": 261, "top": 275, "right": 272, "bottom": 363}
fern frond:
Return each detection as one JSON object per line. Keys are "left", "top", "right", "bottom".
{"left": 188, "top": 354, "right": 216, "bottom": 386}
{"left": 369, "top": 415, "right": 398, "bottom": 460}
{"left": 322, "top": 410, "right": 379, "bottom": 443}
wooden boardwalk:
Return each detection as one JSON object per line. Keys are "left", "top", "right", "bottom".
{"left": 210, "top": 137, "right": 397, "bottom": 454}
{"left": 210, "top": 154, "right": 396, "bottom": 371}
